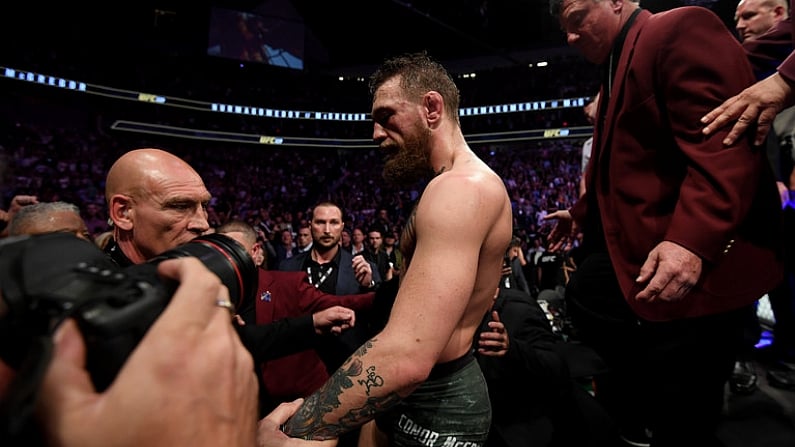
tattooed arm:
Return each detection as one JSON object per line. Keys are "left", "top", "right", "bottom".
{"left": 281, "top": 339, "right": 406, "bottom": 440}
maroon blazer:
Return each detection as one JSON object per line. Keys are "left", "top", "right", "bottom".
{"left": 777, "top": 1, "right": 795, "bottom": 80}
{"left": 254, "top": 270, "right": 375, "bottom": 403}
{"left": 743, "top": 15, "right": 793, "bottom": 80}
{"left": 571, "top": 7, "right": 783, "bottom": 321}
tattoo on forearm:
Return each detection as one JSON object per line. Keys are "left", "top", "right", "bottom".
{"left": 360, "top": 365, "right": 383, "bottom": 392}
{"left": 282, "top": 338, "right": 402, "bottom": 440}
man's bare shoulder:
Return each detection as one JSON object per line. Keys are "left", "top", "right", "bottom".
{"left": 420, "top": 157, "right": 509, "bottom": 217}
{"left": 433, "top": 155, "right": 504, "bottom": 189}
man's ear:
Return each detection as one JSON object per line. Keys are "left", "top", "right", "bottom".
{"left": 424, "top": 91, "right": 444, "bottom": 128}
{"left": 109, "top": 195, "right": 133, "bottom": 230}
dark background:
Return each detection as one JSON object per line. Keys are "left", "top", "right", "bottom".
{"left": 0, "top": 0, "right": 739, "bottom": 75}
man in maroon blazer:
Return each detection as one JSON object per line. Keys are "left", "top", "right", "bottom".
{"left": 546, "top": 1, "right": 783, "bottom": 446}
{"left": 709, "top": 0, "right": 795, "bottom": 391}
{"left": 702, "top": 0, "right": 795, "bottom": 147}
{"left": 252, "top": 270, "right": 375, "bottom": 412}
{"left": 217, "top": 221, "right": 375, "bottom": 414}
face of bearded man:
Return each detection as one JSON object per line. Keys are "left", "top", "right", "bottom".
{"left": 382, "top": 119, "right": 434, "bottom": 186}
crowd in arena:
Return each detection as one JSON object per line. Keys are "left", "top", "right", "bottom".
{"left": 0, "top": 54, "right": 593, "bottom": 265}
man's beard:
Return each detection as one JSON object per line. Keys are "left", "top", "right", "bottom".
{"left": 382, "top": 124, "right": 434, "bottom": 186}
{"left": 313, "top": 235, "right": 339, "bottom": 254}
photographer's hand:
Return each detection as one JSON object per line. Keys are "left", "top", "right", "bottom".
{"left": 36, "top": 257, "right": 259, "bottom": 447}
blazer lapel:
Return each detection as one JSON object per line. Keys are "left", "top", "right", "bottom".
{"left": 595, "top": 10, "right": 650, "bottom": 188}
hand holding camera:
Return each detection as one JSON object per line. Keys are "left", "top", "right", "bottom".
{"left": 0, "top": 232, "right": 256, "bottom": 393}
{"left": 36, "top": 256, "right": 259, "bottom": 447}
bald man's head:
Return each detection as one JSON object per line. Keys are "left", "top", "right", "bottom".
{"left": 106, "top": 148, "right": 211, "bottom": 264}
{"left": 106, "top": 149, "right": 204, "bottom": 203}
{"left": 736, "top": 0, "right": 789, "bottom": 42}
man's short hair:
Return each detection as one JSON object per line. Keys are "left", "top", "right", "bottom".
{"left": 8, "top": 201, "right": 81, "bottom": 236}
{"left": 216, "top": 220, "right": 258, "bottom": 245}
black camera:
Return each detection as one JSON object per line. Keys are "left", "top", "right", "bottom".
{"left": 0, "top": 231, "right": 256, "bottom": 391}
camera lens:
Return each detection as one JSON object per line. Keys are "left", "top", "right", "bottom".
{"left": 0, "top": 232, "right": 259, "bottom": 394}
{"left": 151, "top": 233, "right": 257, "bottom": 311}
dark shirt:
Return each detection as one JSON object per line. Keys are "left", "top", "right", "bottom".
{"left": 537, "top": 251, "right": 565, "bottom": 292}
{"left": 103, "top": 237, "right": 134, "bottom": 268}
{"left": 363, "top": 248, "right": 390, "bottom": 281}
{"left": 300, "top": 251, "right": 340, "bottom": 294}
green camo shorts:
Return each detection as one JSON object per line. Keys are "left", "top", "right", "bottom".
{"left": 376, "top": 353, "right": 491, "bottom": 447}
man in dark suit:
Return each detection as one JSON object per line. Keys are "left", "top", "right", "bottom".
{"left": 278, "top": 202, "right": 382, "bottom": 447}
{"left": 545, "top": 1, "right": 783, "bottom": 446}
{"left": 279, "top": 201, "right": 381, "bottom": 373}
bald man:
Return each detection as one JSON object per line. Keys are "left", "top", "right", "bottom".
{"left": 103, "top": 148, "right": 211, "bottom": 266}
{"left": 736, "top": 0, "right": 789, "bottom": 42}
{"left": 7, "top": 201, "right": 90, "bottom": 241}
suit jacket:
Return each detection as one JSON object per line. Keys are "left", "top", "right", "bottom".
{"left": 571, "top": 7, "right": 783, "bottom": 321}
{"left": 279, "top": 249, "right": 381, "bottom": 295}
{"left": 744, "top": 16, "right": 793, "bottom": 81}
{"left": 252, "top": 270, "right": 374, "bottom": 408}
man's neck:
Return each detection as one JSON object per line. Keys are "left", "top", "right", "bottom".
{"left": 115, "top": 233, "right": 147, "bottom": 265}
{"left": 312, "top": 244, "right": 339, "bottom": 264}
{"left": 107, "top": 237, "right": 139, "bottom": 267}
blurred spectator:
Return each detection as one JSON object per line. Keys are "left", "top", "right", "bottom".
{"left": 7, "top": 201, "right": 90, "bottom": 241}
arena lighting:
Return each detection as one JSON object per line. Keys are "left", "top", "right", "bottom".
{"left": 110, "top": 120, "right": 593, "bottom": 146}
{"left": 110, "top": 120, "right": 378, "bottom": 148}
{"left": 1, "top": 65, "right": 589, "bottom": 122}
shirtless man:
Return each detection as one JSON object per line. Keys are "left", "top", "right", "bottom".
{"left": 278, "top": 52, "right": 513, "bottom": 446}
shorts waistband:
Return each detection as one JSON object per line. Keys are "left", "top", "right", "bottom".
{"left": 428, "top": 350, "right": 476, "bottom": 381}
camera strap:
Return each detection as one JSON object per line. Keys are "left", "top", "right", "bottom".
{"left": 0, "top": 336, "right": 53, "bottom": 445}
